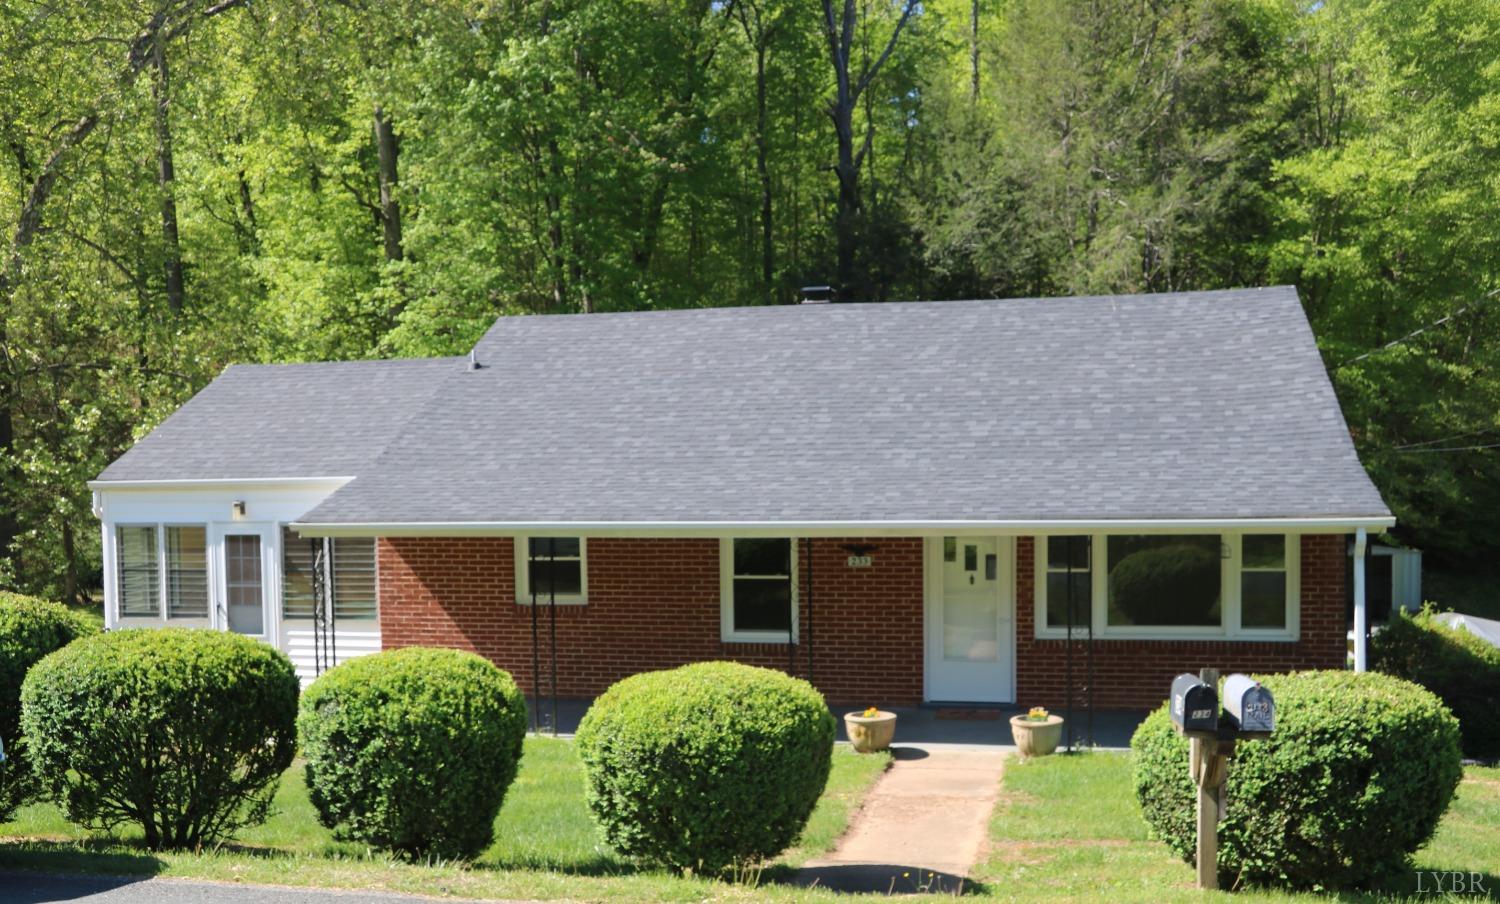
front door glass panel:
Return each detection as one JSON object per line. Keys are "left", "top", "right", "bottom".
{"left": 225, "top": 534, "right": 264, "bottom": 635}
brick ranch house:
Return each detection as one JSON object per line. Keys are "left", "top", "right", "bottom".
{"left": 89, "top": 287, "right": 1392, "bottom": 709}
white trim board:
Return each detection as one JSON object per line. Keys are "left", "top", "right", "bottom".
{"left": 291, "top": 515, "right": 1395, "bottom": 538}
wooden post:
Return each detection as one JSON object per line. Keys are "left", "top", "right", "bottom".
{"left": 1193, "top": 667, "right": 1222, "bottom": 891}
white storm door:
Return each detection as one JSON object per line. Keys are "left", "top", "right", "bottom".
{"left": 214, "top": 524, "right": 275, "bottom": 640}
{"left": 925, "top": 536, "right": 1014, "bottom": 702}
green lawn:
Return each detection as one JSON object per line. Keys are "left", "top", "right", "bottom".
{"left": 978, "top": 752, "right": 1500, "bottom": 902}
{"left": 0, "top": 736, "right": 890, "bottom": 902}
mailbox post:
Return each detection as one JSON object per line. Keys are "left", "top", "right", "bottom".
{"left": 1170, "top": 668, "right": 1275, "bottom": 890}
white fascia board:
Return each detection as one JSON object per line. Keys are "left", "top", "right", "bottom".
{"left": 89, "top": 476, "right": 355, "bottom": 492}
{"left": 291, "top": 515, "right": 1396, "bottom": 538}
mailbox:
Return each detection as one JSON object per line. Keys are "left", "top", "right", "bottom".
{"left": 1170, "top": 673, "right": 1219, "bottom": 733}
{"left": 1223, "top": 673, "right": 1274, "bottom": 733}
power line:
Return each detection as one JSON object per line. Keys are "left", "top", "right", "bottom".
{"left": 1391, "top": 428, "right": 1500, "bottom": 451}
{"left": 1393, "top": 441, "right": 1500, "bottom": 455}
{"left": 1339, "top": 287, "right": 1500, "bottom": 367}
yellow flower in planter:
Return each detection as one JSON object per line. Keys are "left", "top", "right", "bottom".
{"left": 863, "top": 706, "right": 879, "bottom": 718}
{"left": 1028, "top": 706, "right": 1050, "bottom": 722}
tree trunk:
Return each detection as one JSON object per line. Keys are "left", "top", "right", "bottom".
{"left": 62, "top": 520, "right": 78, "bottom": 605}
{"left": 0, "top": 0, "right": 250, "bottom": 571}
{"left": 819, "top": 0, "right": 917, "bottom": 296}
{"left": 152, "top": 28, "right": 185, "bottom": 314}
{"left": 372, "top": 104, "right": 402, "bottom": 262}
{"left": 970, "top": 0, "right": 981, "bottom": 102}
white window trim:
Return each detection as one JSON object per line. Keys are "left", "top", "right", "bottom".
{"left": 1033, "top": 531, "right": 1300, "bottom": 642}
{"left": 116, "top": 522, "right": 213, "bottom": 622}
{"left": 720, "top": 537, "right": 799, "bottom": 644}
{"left": 515, "top": 537, "right": 588, "bottom": 606}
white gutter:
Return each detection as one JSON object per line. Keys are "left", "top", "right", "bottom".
{"left": 89, "top": 476, "right": 355, "bottom": 491}
{"left": 291, "top": 515, "right": 1395, "bottom": 538}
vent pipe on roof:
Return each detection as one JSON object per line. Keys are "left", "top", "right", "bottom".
{"left": 468, "top": 349, "right": 482, "bottom": 371}
{"left": 800, "top": 285, "right": 835, "bottom": 304}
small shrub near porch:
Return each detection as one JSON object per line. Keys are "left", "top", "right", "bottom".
{"left": 1132, "top": 669, "right": 1462, "bottom": 890}
{"left": 0, "top": 592, "right": 96, "bottom": 821}
{"left": 576, "top": 661, "right": 836, "bottom": 877}
{"left": 298, "top": 647, "right": 528, "bottom": 862}
{"left": 19, "top": 628, "right": 298, "bottom": 850}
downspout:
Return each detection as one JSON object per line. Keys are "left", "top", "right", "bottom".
{"left": 548, "top": 537, "right": 558, "bottom": 737}
{"left": 529, "top": 541, "right": 540, "bottom": 734}
{"left": 1353, "top": 528, "right": 1368, "bottom": 673}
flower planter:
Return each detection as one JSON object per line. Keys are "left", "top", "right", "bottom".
{"left": 844, "top": 710, "right": 898, "bottom": 753}
{"left": 1010, "top": 714, "right": 1064, "bottom": 758}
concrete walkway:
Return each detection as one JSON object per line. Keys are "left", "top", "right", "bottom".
{"left": 796, "top": 746, "right": 1006, "bottom": 894}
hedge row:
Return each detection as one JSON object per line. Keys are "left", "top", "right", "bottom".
{"left": 1371, "top": 606, "right": 1500, "bottom": 759}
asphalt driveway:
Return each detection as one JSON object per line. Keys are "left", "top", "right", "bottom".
{"left": 0, "top": 872, "right": 525, "bottom": 904}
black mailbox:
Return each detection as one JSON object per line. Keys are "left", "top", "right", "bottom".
{"left": 1223, "top": 674, "right": 1274, "bottom": 733}
{"left": 1170, "top": 673, "right": 1219, "bottom": 733}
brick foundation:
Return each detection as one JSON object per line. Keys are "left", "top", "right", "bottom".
{"left": 377, "top": 533, "right": 1348, "bottom": 710}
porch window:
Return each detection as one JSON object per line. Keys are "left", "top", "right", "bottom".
{"left": 1107, "top": 535, "right": 1221, "bottom": 627}
{"left": 117, "top": 525, "right": 160, "bottom": 617}
{"left": 165, "top": 526, "right": 208, "bottom": 618}
{"left": 281, "top": 528, "right": 378, "bottom": 620}
{"left": 1045, "top": 536, "right": 1091, "bottom": 629}
{"left": 516, "top": 537, "right": 587, "bottom": 605}
{"left": 722, "top": 538, "right": 795, "bottom": 642}
{"left": 1240, "top": 535, "right": 1288, "bottom": 629}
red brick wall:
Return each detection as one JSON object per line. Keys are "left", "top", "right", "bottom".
{"left": 1013, "top": 534, "right": 1348, "bottom": 710}
{"left": 377, "top": 532, "right": 1347, "bottom": 711}
{"left": 377, "top": 536, "right": 923, "bottom": 706}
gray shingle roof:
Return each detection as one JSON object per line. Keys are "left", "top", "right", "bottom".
{"left": 288, "top": 286, "right": 1390, "bottom": 525}
{"left": 96, "top": 357, "right": 465, "bottom": 481}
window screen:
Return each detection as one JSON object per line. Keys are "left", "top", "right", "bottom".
{"left": 731, "top": 538, "right": 792, "bottom": 633}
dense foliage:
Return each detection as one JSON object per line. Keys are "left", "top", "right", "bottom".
{"left": 298, "top": 647, "right": 528, "bottom": 861}
{"left": 19, "top": 628, "right": 298, "bottom": 850}
{"left": 1372, "top": 606, "right": 1500, "bottom": 758}
{"left": 0, "top": 592, "right": 95, "bottom": 820}
{"left": 1131, "top": 670, "right": 1462, "bottom": 890}
{"left": 1, "top": 0, "right": 1497, "bottom": 595}
{"left": 575, "top": 661, "right": 835, "bottom": 875}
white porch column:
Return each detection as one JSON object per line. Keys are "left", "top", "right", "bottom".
{"left": 1353, "top": 527, "right": 1368, "bottom": 673}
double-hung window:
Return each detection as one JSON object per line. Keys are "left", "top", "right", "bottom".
{"left": 116, "top": 524, "right": 207, "bottom": 620}
{"left": 722, "top": 538, "right": 796, "bottom": 642}
{"left": 515, "top": 537, "right": 587, "bottom": 604}
{"left": 1035, "top": 532, "right": 1297, "bottom": 639}
{"left": 280, "top": 527, "right": 378, "bottom": 621}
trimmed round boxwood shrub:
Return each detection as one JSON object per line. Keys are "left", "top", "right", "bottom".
{"left": 297, "top": 647, "right": 527, "bottom": 861}
{"left": 1132, "top": 670, "right": 1462, "bottom": 890}
{"left": 1372, "top": 605, "right": 1500, "bottom": 759}
{"left": 575, "top": 661, "right": 836, "bottom": 876}
{"left": 0, "top": 593, "right": 96, "bottom": 820}
{"left": 20, "top": 627, "right": 298, "bottom": 850}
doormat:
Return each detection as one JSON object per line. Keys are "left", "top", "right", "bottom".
{"left": 934, "top": 708, "right": 1002, "bottom": 721}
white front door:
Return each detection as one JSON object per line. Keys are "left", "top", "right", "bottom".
{"left": 925, "top": 536, "right": 1014, "bottom": 702}
{"left": 213, "top": 523, "right": 275, "bottom": 641}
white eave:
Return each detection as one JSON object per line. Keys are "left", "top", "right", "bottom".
{"left": 89, "top": 476, "right": 356, "bottom": 491}
{"left": 290, "top": 515, "right": 1396, "bottom": 538}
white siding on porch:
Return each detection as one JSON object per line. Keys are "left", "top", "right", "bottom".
{"left": 285, "top": 626, "right": 381, "bottom": 686}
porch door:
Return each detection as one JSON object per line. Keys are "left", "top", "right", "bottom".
{"left": 216, "top": 524, "right": 274, "bottom": 640}
{"left": 926, "top": 536, "right": 1014, "bottom": 702}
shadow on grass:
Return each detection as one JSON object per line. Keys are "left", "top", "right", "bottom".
{"left": 0, "top": 837, "right": 166, "bottom": 877}
{"left": 769, "top": 862, "right": 988, "bottom": 896}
